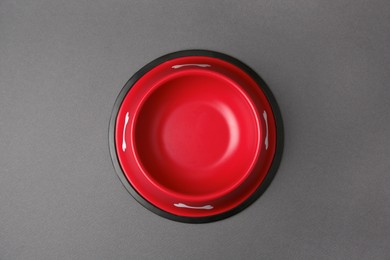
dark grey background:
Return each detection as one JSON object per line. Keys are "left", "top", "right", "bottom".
{"left": 1, "top": 0, "right": 389, "bottom": 259}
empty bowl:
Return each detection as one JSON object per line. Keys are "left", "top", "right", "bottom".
{"left": 109, "top": 50, "right": 283, "bottom": 223}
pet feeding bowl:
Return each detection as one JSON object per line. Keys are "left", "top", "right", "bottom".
{"left": 109, "top": 50, "right": 283, "bottom": 223}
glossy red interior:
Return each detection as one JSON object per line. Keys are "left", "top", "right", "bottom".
{"left": 134, "top": 70, "right": 260, "bottom": 198}
{"left": 115, "top": 56, "right": 277, "bottom": 217}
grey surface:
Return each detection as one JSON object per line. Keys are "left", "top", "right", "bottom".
{"left": 1, "top": 0, "right": 390, "bottom": 259}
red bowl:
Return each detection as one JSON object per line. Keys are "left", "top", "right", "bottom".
{"left": 109, "top": 50, "right": 283, "bottom": 223}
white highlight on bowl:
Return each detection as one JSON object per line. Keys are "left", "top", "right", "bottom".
{"left": 122, "top": 112, "right": 130, "bottom": 152}
{"left": 174, "top": 203, "right": 214, "bottom": 210}
{"left": 214, "top": 102, "right": 239, "bottom": 162}
{"left": 263, "top": 111, "right": 269, "bottom": 150}
{"left": 171, "top": 64, "right": 211, "bottom": 69}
